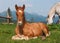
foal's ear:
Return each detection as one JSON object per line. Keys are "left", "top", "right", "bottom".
{"left": 23, "top": 4, "right": 25, "bottom": 10}
{"left": 15, "top": 4, "right": 18, "bottom": 10}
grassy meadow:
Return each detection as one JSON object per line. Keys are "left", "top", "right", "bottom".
{"left": 0, "top": 23, "right": 60, "bottom": 43}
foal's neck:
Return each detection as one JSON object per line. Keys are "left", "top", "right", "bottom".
{"left": 23, "top": 14, "right": 26, "bottom": 24}
{"left": 18, "top": 14, "right": 26, "bottom": 34}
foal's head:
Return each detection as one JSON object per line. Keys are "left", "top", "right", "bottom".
{"left": 15, "top": 4, "right": 25, "bottom": 25}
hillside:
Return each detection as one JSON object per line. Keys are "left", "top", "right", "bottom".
{"left": 0, "top": 11, "right": 59, "bottom": 23}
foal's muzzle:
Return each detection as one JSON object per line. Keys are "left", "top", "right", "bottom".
{"left": 18, "top": 21, "right": 23, "bottom": 25}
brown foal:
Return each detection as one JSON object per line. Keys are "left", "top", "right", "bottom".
{"left": 12, "top": 4, "right": 50, "bottom": 40}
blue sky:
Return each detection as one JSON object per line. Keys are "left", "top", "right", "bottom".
{"left": 0, "top": 0, "right": 60, "bottom": 16}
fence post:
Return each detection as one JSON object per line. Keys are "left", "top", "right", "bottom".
{"left": 6, "top": 8, "right": 12, "bottom": 24}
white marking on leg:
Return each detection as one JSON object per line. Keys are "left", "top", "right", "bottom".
{"left": 32, "top": 36, "right": 38, "bottom": 39}
{"left": 46, "top": 32, "right": 50, "bottom": 37}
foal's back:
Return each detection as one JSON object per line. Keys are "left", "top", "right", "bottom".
{"left": 23, "top": 22, "right": 49, "bottom": 37}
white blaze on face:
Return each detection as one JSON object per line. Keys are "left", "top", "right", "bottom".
{"left": 18, "top": 10, "right": 23, "bottom": 13}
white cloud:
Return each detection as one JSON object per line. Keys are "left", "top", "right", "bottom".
{"left": 20, "top": 0, "right": 26, "bottom": 2}
{"left": 26, "top": 4, "right": 32, "bottom": 8}
{"left": 20, "top": 0, "right": 30, "bottom": 2}
{"left": 19, "top": 0, "right": 32, "bottom": 8}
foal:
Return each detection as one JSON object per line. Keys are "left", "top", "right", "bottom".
{"left": 12, "top": 4, "right": 50, "bottom": 40}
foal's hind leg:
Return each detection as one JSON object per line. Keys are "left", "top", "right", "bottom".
{"left": 42, "top": 28, "right": 50, "bottom": 37}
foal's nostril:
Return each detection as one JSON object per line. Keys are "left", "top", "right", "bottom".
{"left": 18, "top": 10, "right": 23, "bottom": 13}
{"left": 18, "top": 21, "right": 23, "bottom": 25}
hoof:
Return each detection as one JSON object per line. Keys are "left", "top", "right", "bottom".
{"left": 41, "top": 36, "right": 46, "bottom": 40}
{"left": 12, "top": 35, "right": 29, "bottom": 40}
{"left": 12, "top": 35, "right": 24, "bottom": 40}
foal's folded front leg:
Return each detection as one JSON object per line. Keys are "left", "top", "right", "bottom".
{"left": 15, "top": 25, "right": 23, "bottom": 38}
{"left": 42, "top": 28, "right": 50, "bottom": 37}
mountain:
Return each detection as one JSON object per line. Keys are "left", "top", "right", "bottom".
{"left": 11, "top": 11, "right": 47, "bottom": 23}
{"left": 0, "top": 11, "right": 59, "bottom": 23}
{"left": 25, "top": 12, "right": 47, "bottom": 23}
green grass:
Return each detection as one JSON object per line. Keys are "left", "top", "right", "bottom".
{"left": 0, "top": 23, "right": 60, "bottom": 43}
